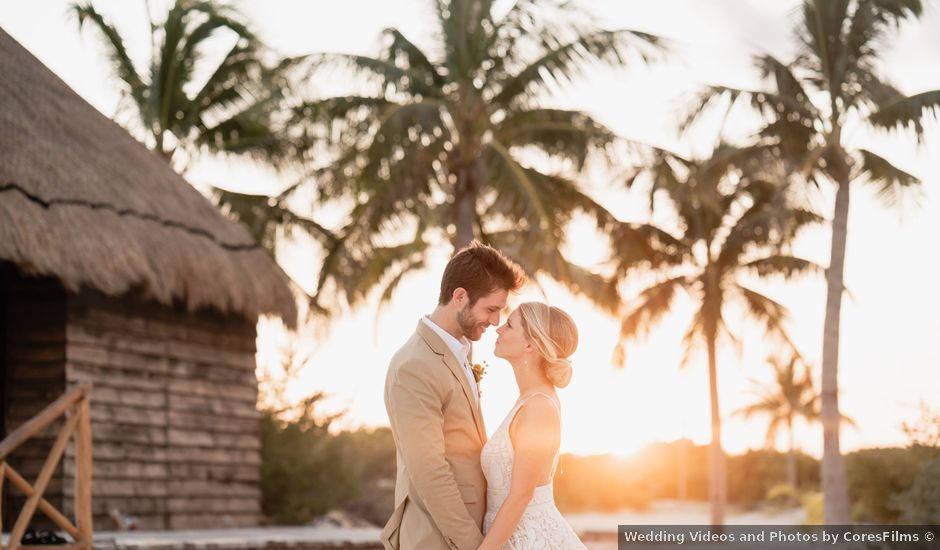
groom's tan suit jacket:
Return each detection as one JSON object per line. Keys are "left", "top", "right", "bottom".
{"left": 380, "top": 321, "right": 488, "bottom": 550}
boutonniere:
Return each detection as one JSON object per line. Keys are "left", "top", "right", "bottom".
{"left": 471, "top": 361, "right": 487, "bottom": 396}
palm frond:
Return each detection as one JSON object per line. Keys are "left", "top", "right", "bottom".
{"left": 70, "top": 3, "right": 147, "bottom": 111}
{"left": 434, "top": 0, "right": 495, "bottom": 78}
{"left": 211, "top": 187, "right": 336, "bottom": 252}
{"left": 291, "top": 95, "right": 394, "bottom": 152}
{"left": 483, "top": 141, "right": 552, "bottom": 231}
{"left": 716, "top": 180, "right": 821, "bottom": 270}
{"left": 844, "top": 0, "right": 923, "bottom": 75}
{"left": 619, "top": 276, "right": 690, "bottom": 341}
{"left": 185, "top": 43, "right": 268, "bottom": 127}
{"left": 383, "top": 28, "right": 445, "bottom": 88}
{"left": 856, "top": 148, "right": 923, "bottom": 208}
{"left": 492, "top": 29, "right": 661, "bottom": 107}
{"left": 733, "top": 396, "right": 785, "bottom": 420}
{"left": 796, "top": 0, "right": 850, "bottom": 92}
{"left": 609, "top": 221, "right": 687, "bottom": 277}
{"left": 867, "top": 89, "right": 940, "bottom": 141}
{"left": 373, "top": 254, "right": 427, "bottom": 328}
{"left": 740, "top": 255, "right": 823, "bottom": 280}
{"left": 755, "top": 55, "right": 819, "bottom": 120}
{"left": 484, "top": 230, "right": 620, "bottom": 313}
{"left": 736, "top": 285, "right": 793, "bottom": 346}
{"left": 493, "top": 108, "right": 616, "bottom": 170}
{"left": 315, "top": 233, "right": 432, "bottom": 313}
{"left": 196, "top": 102, "right": 287, "bottom": 160}
{"left": 676, "top": 308, "right": 704, "bottom": 371}
{"left": 317, "top": 52, "right": 442, "bottom": 97}
{"left": 682, "top": 84, "right": 817, "bottom": 146}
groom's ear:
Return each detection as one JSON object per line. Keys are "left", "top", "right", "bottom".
{"left": 452, "top": 287, "right": 468, "bottom": 305}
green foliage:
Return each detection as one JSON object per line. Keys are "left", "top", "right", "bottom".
{"left": 259, "top": 397, "right": 395, "bottom": 525}
{"left": 614, "top": 145, "right": 823, "bottom": 368}
{"left": 765, "top": 482, "right": 798, "bottom": 508}
{"left": 299, "top": 0, "right": 664, "bottom": 315}
{"left": 801, "top": 491, "right": 823, "bottom": 525}
{"left": 727, "top": 450, "right": 819, "bottom": 509}
{"left": 894, "top": 455, "right": 940, "bottom": 524}
{"left": 71, "top": 0, "right": 295, "bottom": 165}
{"left": 845, "top": 445, "right": 940, "bottom": 523}
{"left": 70, "top": 0, "right": 324, "bottom": 254}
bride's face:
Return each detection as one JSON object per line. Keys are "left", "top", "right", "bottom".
{"left": 494, "top": 309, "right": 530, "bottom": 361}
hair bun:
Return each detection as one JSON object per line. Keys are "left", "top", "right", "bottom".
{"left": 545, "top": 357, "right": 572, "bottom": 389}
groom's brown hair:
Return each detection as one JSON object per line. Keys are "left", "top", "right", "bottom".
{"left": 439, "top": 241, "right": 527, "bottom": 306}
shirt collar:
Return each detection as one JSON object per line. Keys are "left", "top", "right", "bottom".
{"left": 422, "top": 316, "right": 470, "bottom": 365}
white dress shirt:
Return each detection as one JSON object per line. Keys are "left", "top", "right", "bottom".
{"left": 422, "top": 316, "right": 479, "bottom": 403}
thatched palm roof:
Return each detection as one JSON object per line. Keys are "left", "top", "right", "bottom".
{"left": 0, "top": 29, "right": 296, "bottom": 324}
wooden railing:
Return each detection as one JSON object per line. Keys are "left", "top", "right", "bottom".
{"left": 0, "top": 384, "right": 93, "bottom": 550}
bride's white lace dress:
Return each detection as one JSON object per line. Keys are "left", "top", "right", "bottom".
{"left": 481, "top": 392, "right": 587, "bottom": 549}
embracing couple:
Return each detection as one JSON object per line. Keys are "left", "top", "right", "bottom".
{"left": 380, "top": 241, "right": 586, "bottom": 550}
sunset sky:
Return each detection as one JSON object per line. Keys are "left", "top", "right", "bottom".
{"left": 4, "top": 0, "right": 939, "bottom": 458}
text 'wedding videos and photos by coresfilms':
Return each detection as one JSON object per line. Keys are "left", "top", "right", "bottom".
{"left": 617, "top": 525, "right": 939, "bottom": 549}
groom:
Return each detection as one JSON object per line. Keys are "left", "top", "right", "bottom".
{"left": 381, "top": 241, "right": 526, "bottom": 550}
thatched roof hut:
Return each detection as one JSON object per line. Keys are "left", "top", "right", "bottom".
{"left": 0, "top": 27, "right": 295, "bottom": 322}
{"left": 0, "top": 28, "right": 297, "bottom": 530}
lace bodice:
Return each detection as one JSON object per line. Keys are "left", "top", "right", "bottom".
{"left": 480, "top": 392, "right": 586, "bottom": 549}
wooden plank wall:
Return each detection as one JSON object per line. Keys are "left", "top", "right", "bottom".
{"left": 63, "top": 290, "right": 263, "bottom": 530}
{"left": 1, "top": 272, "right": 68, "bottom": 531}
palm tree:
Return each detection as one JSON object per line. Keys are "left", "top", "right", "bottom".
{"left": 70, "top": 0, "right": 321, "bottom": 251}
{"left": 296, "top": 0, "right": 662, "bottom": 313}
{"left": 683, "top": 0, "right": 940, "bottom": 523}
{"left": 612, "top": 143, "right": 823, "bottom": 524}
{"left": 735, "top": 355, "right": 818, "bottom": 494}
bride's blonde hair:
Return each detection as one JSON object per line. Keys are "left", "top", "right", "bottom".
{"left": 516, "top": 302, "right": 578, "bottom": 388}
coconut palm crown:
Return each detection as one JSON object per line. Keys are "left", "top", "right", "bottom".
{"left": 295, "top": 0, "right": 663, "bottom": 313}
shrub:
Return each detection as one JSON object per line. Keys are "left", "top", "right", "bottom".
{"left": 845, "top": 445, "right": 940, "bottom": 523}
{"left": 727, "top": 450, "right": 819, "bottom": 509}
{"left": 801, "top": 491, "right": 823, "bottom": 525}
{"left": 893, "top": 455, "right": 940, "bottom": 524}
{"left": 766, "top": 483, "right": 799, "bottom": 509}
{"left": 259, "top": 396, "right": 395, "bottom": 525}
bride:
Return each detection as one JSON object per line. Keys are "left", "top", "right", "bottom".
{"left": 479, "top": 302, "right": 587, "bottom": 550}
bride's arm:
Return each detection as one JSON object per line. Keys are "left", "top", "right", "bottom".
{"left": 478, "top": 398, "right": 560, "bottom": 550}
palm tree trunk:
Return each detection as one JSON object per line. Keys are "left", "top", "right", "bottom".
{"left": 454, "top": 161, "right": 478, "bottom": 249}
{"left": 705, "top": 329, "right": 726, "bottom": 525}
{"left": 821, "top": 170, "right": 852, "bottom": 524}
{"left": 787, "top": 415, "right": 798, "bottom": 494}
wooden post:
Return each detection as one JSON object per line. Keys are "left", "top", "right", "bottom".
{"left": 74, "top": 398, "right": 93, "bottom": 549}
{"left": 7, "top": 410, "right": 79, "bottom": 550}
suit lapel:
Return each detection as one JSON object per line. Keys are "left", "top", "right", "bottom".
{"left": 440, "top": 352, "right": 487, "bottom": 443}
{"left": 416, "top": 321, "right": 487, "bottom": 443}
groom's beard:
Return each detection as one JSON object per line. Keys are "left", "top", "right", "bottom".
{"left": 457, "top": 303, "right": 487, "bottom": 341}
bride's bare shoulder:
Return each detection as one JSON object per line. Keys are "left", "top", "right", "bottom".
{"left": 510, "top": 394, "right": 560, "bottom": 440}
